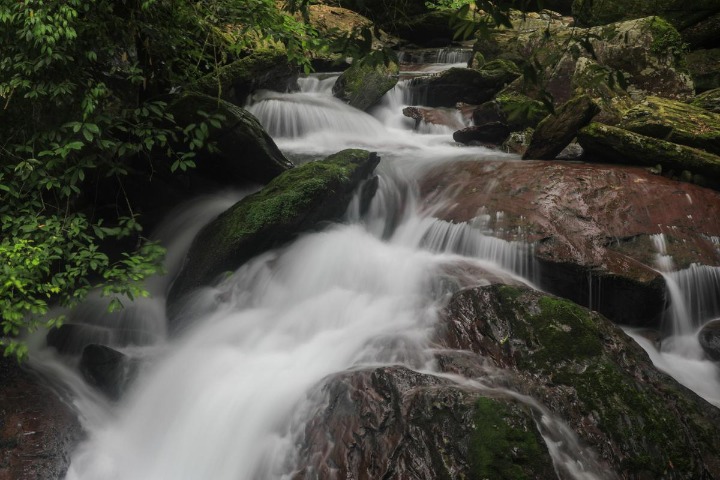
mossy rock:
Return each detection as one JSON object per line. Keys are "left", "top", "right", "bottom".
{"left": 442, "top": 284, "right": 720, "bottom": 478}
{"left": 473, "top": 92, "right": 548, "bottom": 130}
{"left": 167, "top": 149, "right": 380, "bottom": 317}
{"left": 332, "top": 59, "right": 399, "bottom": 111}
{"left": 578, "top": 122, "right": 720, "bottom": 188}
{"left": 522, "top": 94, "right": 600, "bottom": 160}
{"left": 686, "top": 48, "right": 720, "bottom": 93}
{"left": 191, "top": 47, "right": 298, "bottom": 105}
{"left": 620, "top": 96, "right": 720, "bottom": 156}
{"left": 691, "top": 87, "right": 720, "bottom": 113}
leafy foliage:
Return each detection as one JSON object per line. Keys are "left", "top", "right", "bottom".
{"left": 0, "top": 0, "right": 318, "bottom": 360}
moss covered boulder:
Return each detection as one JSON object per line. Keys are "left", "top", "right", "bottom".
{"left": 295, "top": 366, "right": 557, "bottom": 479}
{"left": 477, "top": 16, "right": 693, "bottom": 119}
{"left": 191, "top": 47, "right": 298, "bottom": 106}
{"left": 620, "top": 96, "right": 720, "bottom": 156}
{"left": 167, "top": 149, "right": 380, "bottom": 313}
{"left": 578, "top": 122, "right": 720, "bottom": 188}
{"left": 439, "top": 284, "right": 720, "bottom": 478}
{"left": 472, "top": 92, "right": 549, "bottom": 131}
{"left": 332, "top": 59, "right": 399, "bottom": 111}
{"left": 522, "top": 94, "right": 600, "bottom": 160}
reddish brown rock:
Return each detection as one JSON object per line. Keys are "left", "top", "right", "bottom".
{"left": 0, "top": 359, "right": 82, "bottom": 480}
{"left": 402, "top": 106, "right": 465, "bottom": 130}
{"left": 420, "top": 160, "right": 720, "bottom": 326}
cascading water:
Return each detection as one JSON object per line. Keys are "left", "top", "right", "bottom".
{"left": 626, "top": 235, "right": 720, "bottom": 407}
{"left": 31, "top": 53, "right": 716, "bottom": 479}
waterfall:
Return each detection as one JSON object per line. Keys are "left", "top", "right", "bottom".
{"left": 30, "top": 50, "right": 710, "bottom": 480}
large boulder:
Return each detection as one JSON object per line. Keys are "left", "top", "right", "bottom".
{"left": 686, "top": 48, "right": 720, "bottom": 93}
{"left": 0, "top": 358, "right": 82, "bottom": 479}
{"left": 419, "top": 160, "right": 720, "bottom": 326}
{"left": 578, "top": 122, "right": 720, "bottom": 188}
{"left": 79, "top": 344, "right": 139, "bottom": 400}
{"left": 438, "top": 285, "right": 720, "bottom": 478}
{"left": 332, "top": 59, "right": 399, "bottom": 111}
{"left": 167, "top": 149, "right": 380, "bottom": 314}
{"left": 407, "top": 66, "right": 519, "bottom": 108}
{"left": 453, "top": 122, "right": 511, "bottom": 145}
{"left": 472, "top": 92, "right": 549, "bottom": 131}
{"left": 699, "top": 320, "right": 720, "bottom": 361}
{"left": 522, "top": 94, "right": 600, "bottom": 159}
{"left": 191, "top": 47, "right": 299, "bottom": 106}
{"left": 477, "top": 16, "right": 694, "bottom": 119}
{"left": 620, "top": 96, "right": 720, "bottom": 156}
{"left": 295, "top": 366, "right": 557, "bottom": 479}
{"left": 306, "top": 5, "right": 398, "bottom": 54}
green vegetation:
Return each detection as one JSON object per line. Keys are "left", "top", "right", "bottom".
{"left": 470, "top": 397, "right": 547, "bottom": 479}
{"left": 0, "top": 0, "right": 320, "bottom": 359}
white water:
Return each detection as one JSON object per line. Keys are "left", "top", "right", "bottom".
{"left": 32, "top": 56, "right": 718, "bottom": 479}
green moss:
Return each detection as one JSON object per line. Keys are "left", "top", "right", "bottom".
{"left": 480, "top": 59, "right": 521, "bottom": 76}
{"left": 333, "top": 59, "right": 399, "bottom": 111}
{"left": 494, "top": 92, "right": 549, "bottom": 130}
{"left": 469, "top": 397, "right": 547, "bottom": 480}
{"left": 647, "top": 16, "right": 686, "bottom": 56}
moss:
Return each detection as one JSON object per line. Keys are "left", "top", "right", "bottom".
{"left": 480, "top": 59, "right": 521, "bottom": 76}
{"left": 333, "top": 59, "right": 398, "bottom": 111}
{"left": 494, "top": 92, "right": 549, "bottom": 130}
{"left": 578, "top": 122, "right": 720, "bottom": 187}
{"left": 469, "top": 397, "right": 547, "bottom": 479}
{"left": 691, "top": 87, "right": 720, "bottom": 113}
{"left": 647, "top": 16, "right": 686, "bottom": 56}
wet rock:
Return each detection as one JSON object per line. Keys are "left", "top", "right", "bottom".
{"left": 419, "top": 160, "right": 720, "bottom": 326}
{"left": 191, "top": 47, "right": 298, "bottom": 106}
{"left": 332, "top": 59, "right": 399, "bottom": 111}
{"left": 0, "top": 358, "right": 82, "bottom": 480}
{"left": 167, "top": 149, "right": 381, "bottom": 318}
{"left": 407, "top": 67, "right": 518, "bottom": 108}
{"left": 686, "top": 48, "right": 720, "bottom": 93}
{"left": 522, "top": 94, "right": 599, "bottom": 160}
{"left": 294, "top": 366, "right": 556, "bottom": 479}
{"left": 692, "top": 87, "right": 720, "bottom": 114}
{"left": 578, "top": 122, "right": 720, "bottom": 188}
{"left": 437, "top": 284, "right": 720, "bottom": 478}
{"left": 620, "top": 96, "right": 720, "bottom": 156}
{"left": 401, "top": 106, "right": 464, "bottom": 130}
{"left": 699, "top": 319, "right": 720, "bottom": 361}
{"left": 501, "top": 128, "right": 533, "bottom": 155}
{"left": 453, "top": 122, "right": 510, "bottom": 145}
{"left": 79, "top": 344, "right": 139, "bottom": 400}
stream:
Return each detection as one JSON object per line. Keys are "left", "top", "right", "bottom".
{"left": 28, "top": 51, "right": 720, "bottom": 479}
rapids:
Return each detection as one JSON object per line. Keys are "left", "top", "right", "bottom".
{"left": 29, "top": 54, "right": 720, "bottom": 479}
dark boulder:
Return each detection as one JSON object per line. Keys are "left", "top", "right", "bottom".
{"left": 453, "top": 122, "right": 511, "bottom": 145}
{"left": 167, "top": 149, "right": 381, "bottom": 318}
{"left": 699, "top": 319, "right": 720, "bottom": 361}
{"left": 472, "top": 92, "right": 549, "bottom": 131}
{"left": 79, "top": 344, "right": 139, "bottom": 400}
{"left": 391, "top": 10, "right": 456, "bottom": 47}
{"left": 681, "top": 12, "right": 720, "bottom": 49}
{"left": 419, "top": 160, "right": 720, "bottom": 327}
{"left": 437, "top": 284, "right": 720, "bottom": 478}
{"left": 686, "top": 48, "right": 720, "bottom": 93}
{"left": 522, "top": 94, "right": 599, "bottom": 160}
{"left": 407, "top": 67, "right": 518, "bottom": 108}
{"left": 47, "top": 323, "right": 113, "bottom": 355}
{"left": 0, "top": 358, "right": 82, "bottom": 479}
